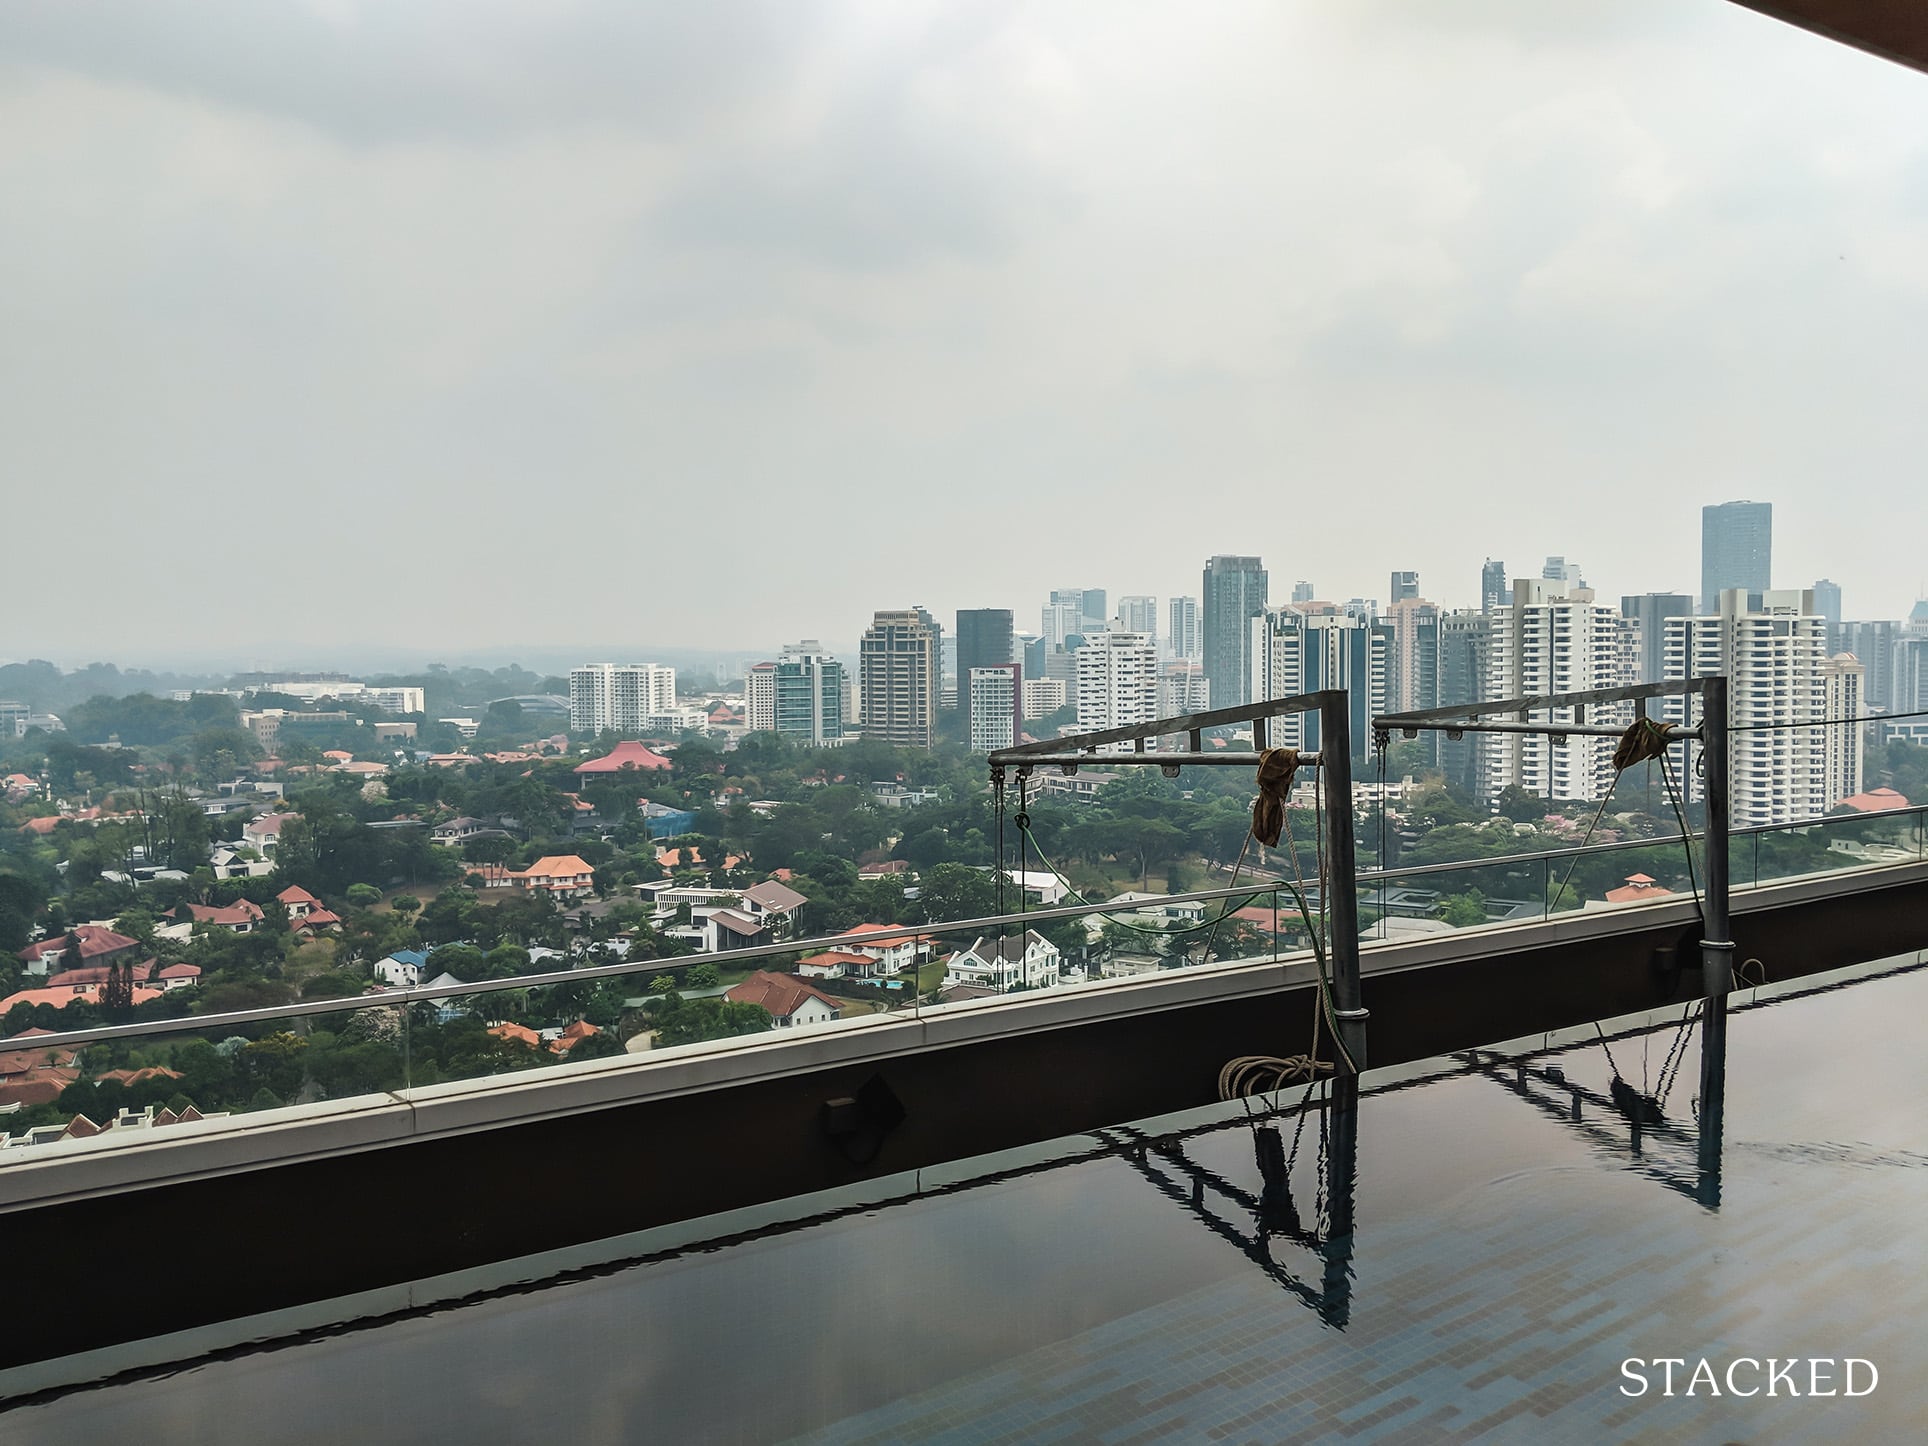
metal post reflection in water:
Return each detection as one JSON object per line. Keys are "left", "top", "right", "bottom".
{"left": 1322, "top": 1074, "right": 1360, "bottom": 1330}
{"left": 1696, "top": 1009, "right": 1725, "bottom": 1210}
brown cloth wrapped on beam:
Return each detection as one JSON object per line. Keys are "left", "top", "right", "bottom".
{"left": 1249, "top": 747, "right": 1302, "bottom": 847}
{"left": 1611, "top": 716, "right": 1678, "bottom": 773}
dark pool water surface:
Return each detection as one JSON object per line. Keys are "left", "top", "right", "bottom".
{"left": 8, "top": 958, "right": 1928, "bottom": 1443}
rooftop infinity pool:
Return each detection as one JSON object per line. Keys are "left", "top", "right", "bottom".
{"left": 6, "top": 955, "right": 1924, "bottom": 1443}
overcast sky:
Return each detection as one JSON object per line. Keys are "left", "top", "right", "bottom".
{"left": 3, "top": 0, "right": 1925, "bottom": 670}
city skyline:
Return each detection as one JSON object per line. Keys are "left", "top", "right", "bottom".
{"left": 3, "top": 3, "right": 1927, "bottom": 661}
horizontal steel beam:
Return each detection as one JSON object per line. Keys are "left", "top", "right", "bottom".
{"left": 991, "top": 689, "right": 1339, "bottom": 763}
{"left": 1385, "top": 721, "right": 1703, "bottom": 741}
{"left": 1377, "top": 677, "right": 1713, "bottom": 730}
{"left": 1005, "top": 751, "right": 1321, "bottom": 770}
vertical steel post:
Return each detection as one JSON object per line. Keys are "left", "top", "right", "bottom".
{"left": 1698, "top": 675, "right": 1731, "bottom": 1134}
{"left": 1320, "top": 690, "right": 1368, "bottom": 1071}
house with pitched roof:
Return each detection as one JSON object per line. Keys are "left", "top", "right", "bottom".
{"left": 945, "top": 931, "right": 1062, "bottom": 994}
{"left": 242, "top": 812, "right": 294, "bottom": 855}
{"left": 724, "top": 971, "right": 842, "bottom": 1029}
{"left": 0, "top": 982, "right": 164, "bottom": 1016}
{"left": 373, "top": 950, "right": 429, "bottom": 989}
{"left": 278, "top": 884, "right": 342, "bottom": 935}
{"left": 794, "top": 950, "right": 879, "bottom": 982}
{"left": 832, "top": 923, "right": 926, "bottom": 975}
{"left": 513, "top": 855, "right": 597, "bottom": 899}
{"left": 704, "top": 909, "right": 771, "bottom": 953}
{"left": 738, "top": 880, "right": 808, "bottom": 940}
{"left": 1604, "top": 874, "right": 1673, "bottom": 904}
{"left": 16, "top": 924, "right": 141, "bottom": 978}
{"left": 573, "top": 741, "right": 672, "bottom": 778}
{"left": 487, "top": 1022, "right": 543, "bottom": 1051}
{"left": 176, "top": 899, "right": 266, "bottom": 934}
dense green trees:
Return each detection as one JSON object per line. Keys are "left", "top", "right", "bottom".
{"left": 648, "top": 995, "right": 772, "bottom": 1047}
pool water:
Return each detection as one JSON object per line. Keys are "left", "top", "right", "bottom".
{"left": 7, "top": 957, "right": 1926, "bottom": 1443}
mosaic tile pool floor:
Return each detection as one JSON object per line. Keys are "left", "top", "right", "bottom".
{"left": 7, "top": 959, "right": 1926, "bottom": 1443}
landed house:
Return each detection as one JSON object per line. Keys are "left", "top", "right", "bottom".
{"left": 45, "top": 962, "right": 159, "bottom": 991}
{"left": 1835, "top": 787, "right": 1910, "bottom": 815}
{"left": 155, "top": 963, "right": 202, "bottom": 990}
{"left": 724, "top": 972, "right": 843, "bottom": 1029}
{"left": 1604, "top": 873, "right": 1674, "bottom": 905}
{"left": 738, "top": 880, "right": 808, "bottom": 940}
{"left": 374, "top": 950, "right": 429, "bottom": 989}
{"left": 573, "top": 741, "right": 672, "bottom": 780}
{"left": 488, "top": 1022, "right": 544, "bottom": 1051}
{"left": 945, "top": 931, "right": 1063, "bottom": 994}
{"left": 242, "top": 812, "right": 294, "bottom": 856}
{"left": 278, "top": 885, "right": 342, "bottom": 934}
{"left": 546, "top": 1020, "right": 604, "bottom": 1056}
{"left": 208, "top": 846, "right": 273, "bottom": 881}
{"left": 704, "top": 909, "right": 772, "bottom": 953}
{"left": 431, "top": 817, "right": 513, "bottom": 848}
{"left": 464, "top": 863, "right": 517, "bottom": 890}
{"left": 0, "top": 982, "right": 164, "bottom": 1016}
{"left": 0, "top": 1031, "right": 80, "bottom": 1109}
{"left": 831, "top": 923, "right": 925, "bottom": 976}
{"left": 869, "top": 781, "right": 937, "bottom": 809}
{"left": 176, "top": 899, "right": 266, "bottom": 934}
{"left": 1002, "top": 870, "right": 1070, "bottom": 908}
{"left": 794, "top": 950, "right": 881, "bottom": 982}
{"left": 17, "top": 925, "right": 142, "bottom": 979}
{"left": 514, "top": 855, "right": 597, "bottom": 900}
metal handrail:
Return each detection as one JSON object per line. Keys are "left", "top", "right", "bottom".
{"left": 12, "top": 804, "right": 1922, "bottom": 1055}
{"left": 1355, "top": 801, "right": 1928, "bottom": 885}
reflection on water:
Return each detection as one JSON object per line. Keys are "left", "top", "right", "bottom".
{"left": 6, "top": 959, "right": 1926, "bottom": 1445}
{"left": 1098, "top": 1073, "right": 1360, "bottom": 1331}
{"left": 1459, "top": 1001, "right": 1724, "bottom": 1211}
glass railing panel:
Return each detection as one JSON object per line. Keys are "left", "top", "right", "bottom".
{"left": 1363, "top": 855, "right": 1553, "bottom": 938}
{"left": 1749, "top": 809, "right": 1917, "bottom": 886}
{"left": 10, "top": 812, "right": 1926, "bottom": 1156}
{"left": 0, "top": 997, "right": 403, "bottom": 1162}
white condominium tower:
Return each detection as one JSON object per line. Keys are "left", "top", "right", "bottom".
{"left": 1822, "top": 653, "right": 1865, "bottom": 807}
{"left": 1481, "top": 580, "right": 1628, "bottom": 803}
{"left": 1074, "top": 631, "right": 1159, "bottom": 741}
{"left": 969, "top": 664, "right": 1022, "bottom": 753}
{"left": 570, "top": 663, "right": 676, "bottom": 734}
{"left": 1662, "top": 589, "right": 1830, "bottom": 827}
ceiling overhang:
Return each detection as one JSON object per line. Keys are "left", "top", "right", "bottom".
{"left": 1730, "top": 0, "right": 1928, "bottom": 73}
